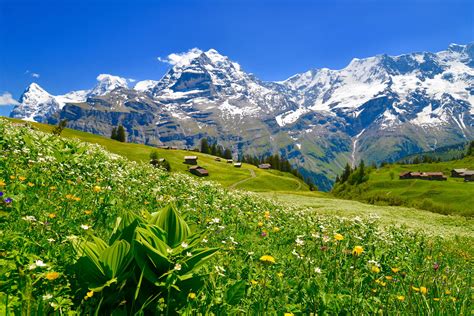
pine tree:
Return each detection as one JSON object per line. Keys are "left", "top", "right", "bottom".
{"left": 210, "top": 142, "right": 217, "bottom": 156}
{"left": 223, "top": 148, "right": 232, "bottom": 159}
{"left": 111, "top": 127, "right": 118, "bottom": 140}
{"left": 467, "top": 140, "right": 474, "bottom": 156}
{"left": 117, "top": 125, "right": 126, "bottom": 142}
{"left": 200, "top": 138, "right": 210, "bottom": 154}
{"left": 52, "top": 119, "right": 68, "bottom": 136}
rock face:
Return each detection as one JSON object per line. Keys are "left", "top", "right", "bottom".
{"left": 10, "top": 44, "right": 474, "bottom": 191}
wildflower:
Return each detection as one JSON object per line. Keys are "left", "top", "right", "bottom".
{"left": 9, "top": 175, "right": 15, "bottom": 180}
{"left": 27, "top": 182, "right": 34, "bottom": 187}
{"left": 84, "top": 210, "right": 92, "bottom": 215}
{"left": 42, "top": 294, "right": 53, "bottom": 300}
{"left": 202, "top": 238, "right": 208, "bottom": 243}
{"left": 322, "top": 235, "right": 330, "bottom": 243}
{"left": 264, "top": 211, "right": 270, "bottom": 219}
{"left": 314, "top": 267, "right": 322, "bottom": 274}
{"left": 397, "top": 295, "right": 405, "bottom": 301}
{"left": 93, "top": 185, "right": 101, "bottom": 193}
{"left": 80, "top": 224, "right": 90, "bottom": 230}
{"left": 49, "top": 186, "right": 57, "bottom": 191}
{"left": 284, "top": 313, "right": 294, "bottom": 316}
{"left": 433, "top": 298, "right": 440, "bottom": 301}
{"left": 0, "top": 180, "right": 5, "bottom": 186}
{"left": 248, "top": 251, "right": 255, "bottom": 256}
{"left": 186, "top": 252, "right": 192, "bottom": 257}
{"left": 45, "top": 272, "right": 60, "bottom": 281}
{"left": 4, "top": 197, "right": 12, "bottom": 204}
{"left": 295, "top": 237, "right": 304, "bottom": 246}
{"left": 250, "top": 280, "right": 258, "bottom": 285}
{"left": 433, "top": 262, "right": 440, "bottom": 271}
{"left": 48, "top": 213, "right": 56, "bottom": 219}
{"left": 334, "top": 233, "right": 344, "bottom": 241}
{"left": 371, "top": 266, "right": 380, "bottom": 273}
{"left": 174, "top": 263, "right": 182, "bottom": 271}
{"left": 277, "top": 272, "right": 283, "bottom": 277}
{"left": 22, "top": 215, "right": 37, "bottom": 222}
{"left": 391, "top": 267, "right": 400, "bottom": 273}
{"left": 19, "top": 176, "right": 26, "bottom": 181}
{"left": 257, "top": 221, "right": 264, "bottom": 227}
{"left": 86, "top": 291, "right": 94, "bottom": 298}
{"left": 215, "top": 266, "right": 225, "bottom": 276}
{"left": 385, "top": 276, "right": 393, "bottom": 280}
{"left": 412, "top": 286, "right": 420, "bottom": 292}
{"left": 352, "top": 246, "right": 364, "bottom": 256}
{"left": 73, "top": 196, "right": 81, "bottom": 201}
{"left": 273, "top": 227, "right": 280, "bottom": 232}
{"left": 47, "top": 238, "right": 55, "bottom": 243}
{"left": 420, "top": 286, "right": 427, "bottom": 295}
{"left": 0, "top": 192, "right": 2, "bottom": 197}
{"left": 181, "top": 242, "right": 189, "bottom": 248}
{"left": 167, "top": 248, "right": 173, "bottom": 254}
{"left": 445, "top": 290, "right": 451, "bottom": 295}
{"left": 35, "top": 260, "right": 47, "bottom": 268}
{"left": 259, "top": 255, "right": 276, "bottom": 264}
{"left": 261, "top": 231, "right": 267, "bottom": 237}
{"left": 188, "top": 292, "right": 196, "bottom": 300}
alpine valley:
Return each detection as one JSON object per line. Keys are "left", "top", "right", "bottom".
{"left": 10, "top": 43, "right": 474, "bottom": 190}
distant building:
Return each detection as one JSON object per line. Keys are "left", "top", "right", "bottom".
{"left": 451, "top": 169, "right": 467, "bottom": 178}
{"left": 258, "top": 163, "right": 272, "bottom": 169}
{"left": 184, "top": 156, "right": 198, "bottom": 165}
{"left": 215, "top": 157, "right": 221, "bottom": 162}
{"left": 234, "top": 162, "right": 242, "bottom": 168}
{"left": 226, "top": 159, "right": 233, "bottom": 164}
{"left": 157, "top": 145, "right": 170, "bottom": 149}
{"left": 463, "top": 171, "right": 474, "bottom": 182}
{"left": 189, "top": 165, "right": 209, "bottom": 177}
{"left": 170, "top": 146, "right": 178, "bottom": 150}
{"left": 399, "top": 171, "right": 447, "bottom": 181}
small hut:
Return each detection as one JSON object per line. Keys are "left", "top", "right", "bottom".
{"left": 189, "top": 165, "right": 209, "bottom": 177}
{"left": 226, "top": 159, "right": 233, "bottom": 164}
{"left": 258, "top": 163, "right": 271, "bottom": 169}
{"left": 234, "top": 162, "right": 242, "bottom": 168}
{"left": 423, "top": 172, "right": 447, "bottom": 181}
{"left": 463, "top": 171, "right": 474, "bottom": 182}
{"left": 451, "top": 169, "right": 467, "bottom": 178}
{"left": 215, "top": 157, "right": 221, "bottom": 162}
{"left": 184, "top": 156, "right": 198, "bottom": 165}
{"left": 399, "top": 171, "right": 412, "bottom": 180}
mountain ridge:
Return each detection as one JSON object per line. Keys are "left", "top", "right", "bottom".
{"left": 10, "top": 43, "right": 474, "bottom": 190}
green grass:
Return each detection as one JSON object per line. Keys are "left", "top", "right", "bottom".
{"left": 333, "top": 157, "right": 474, "bottom": 217}
{"left": 4, "top": 117, "right": 308, "bottom": 192}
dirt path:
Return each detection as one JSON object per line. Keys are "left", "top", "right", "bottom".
{"left": 229, "top": 168, "right": 256, "bottom": 189}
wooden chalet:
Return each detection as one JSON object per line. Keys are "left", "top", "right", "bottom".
{"left": 463, "top": 171, "right": 474, "bottom": 182}
{"left": 157, "top": 145, "right": 170, "bottom": 149}
{"left": 184, "top": 156, "right": 198, "bottom": 165}
{"left": 189, "top": 165, "right": 209, "bottom": 177}
{"left": 215, "top": 157, "right": 221, "bottom": 162}
{"left": 226, "top": 159, "right": 233, "bottom": 164}
{"left": 451, "top": 169, "right": 467, "bottom": 178}
{"left": 399, "top": 171, "right": 412, "bottom": 179}
{"left": 399, "top": 171, "right": 447, "bottom": 181}
{"left": 258, "top": 163, "right": 271, "bottom": 169}
{"left": 234, "top": 162, "right": 242, "bottom": 168}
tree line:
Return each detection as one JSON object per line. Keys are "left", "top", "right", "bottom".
{"left": 333, "top": 160, "right": 369, "bottom": 187}
{"left": 111, "top": 125, "right": 127, "bottom": 142}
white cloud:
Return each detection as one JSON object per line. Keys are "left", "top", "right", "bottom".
{"left": 0, "top": 92, "right": 19, "bottom": 106}
{"left": 157, "top": 48, "right": 203, "bottom": 67}
{"left": 31, "top": 73, "right": 40, "bottom": 78}
{"left": 127, "top": 78, "right": 136, "bottom": 83}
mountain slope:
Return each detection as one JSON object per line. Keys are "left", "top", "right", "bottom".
{"left": 10, "top": 44, "right": 474, "bottom": 190}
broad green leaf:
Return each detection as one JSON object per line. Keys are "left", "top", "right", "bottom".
{"left": 180, "top": 247, "right": 219, "bottom": 275}
{"left": 225, "top": 280, "right": 247, "bottom": 306}
{"left": 99, "top": 240, "right": 132, "bottom": 279}
{"left": 150, "top": 204, "right": 191, "bottom": 247}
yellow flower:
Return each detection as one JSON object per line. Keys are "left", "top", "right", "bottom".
{"left": 273, "top": 227, "right": 280, "bottom": 233}
{"left": 284, "top": 313, "right": 294, "bottom": 316}
{"left": 84, "top": 210, "right": 92, "bottom": 215}
{"left": 50, "top": 186, "right": 57, "bottom": 191}
{"left": 10, "top": 175, "right": 15, "bottom": 180}
{"left": 65, "top": 194, "right": 73, "bottom": 199}
{"left": 391, "top": 267, "right": 399, "bottom": 273}
{"left": 420, "top": 287, "right": 427, "bottom": 295}
{"left": 27, "top": 182, "right": 34, "bottom": 187}
{"left": 385, "top": 276, "right": 393, "bottom": 280}
{"left": 264, "top": 211, "right": 270, "bottom": 219}
{"left": 86, "top": 291, "right": 94, "bottom": 298}
{"left": 0, "top": 180, "right": 5, "bottom": 186}
{"left": 45, "top": 271, "right": 60, "bottom": 281}
{"left": 48, "top": 213, "right": 56, "bottom": 219}
{"left": 412, "top": 286, "right": 420, "bottom": 292}
{"left": 19, "top": 176, "right": 26, "bottom": 181}
{"left": 375, "top": 279, "right": 386, "bottom": 286}
{"left": 334, "top": 233, "right": 344, "bottom": 241}
{"left": 67, "top": 180, "right": 74, "bottom": 185}
{"left": 93, "top": 185, "right": 101, "bottom": 193}
{"left": 397, "top": 295, "right": 405, "bottom": 301}
{"left": 144, "top": 201, "right": 150, "bottom": 205}
{"left": 259, "top": 255, "right": 276, "bottom": 264}
{"left": 277, "top": 272, "right": 283, "bottom": 278}
{"left": 445, "top": 290, "right": 451, "bottom": 295}
{"left": 433, "top": 298, "right": 440, "bottom": 301}
{"left": 250, "top": 280, "right": 258, "bottom": 285}
{"left": 352, "top": 246, "right": 364, "bottom": 256}
{"left": 371, "top": 266, "right": 380, "bottom": 273}
{"left": 188, "top": 292, "right": 196, "bottom": 300}
{"left": 73, "top": 197, "right": 81, "bottom": 201}
{"left": 257, "top": 222, "right": 264, "bottom": 227}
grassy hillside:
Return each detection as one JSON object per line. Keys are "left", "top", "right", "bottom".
{"left": 4, "top": 117, "right": 309, "bottom": 192}
{"left": 1, "top": 119, "right": 472, "bottom": 315}
{"left": 399, "top": 141, "right": 470, "bottom": 162}
{"left": 333, "top": 157, "right": 474, "bottom": 216}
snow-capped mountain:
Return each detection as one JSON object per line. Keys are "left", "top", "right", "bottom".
{"left": 10, "top": 43, "right": 474, "bottom": 190}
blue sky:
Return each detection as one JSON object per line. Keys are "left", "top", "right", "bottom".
{"left": 0, "top": 0, "right": 472, "bottom": 116}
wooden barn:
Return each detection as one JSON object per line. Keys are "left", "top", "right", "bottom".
{"left": 189, "top": 165, "right": 209, "bottom": 177}
{"left": 451, "top": 169, "right": 467, "bottom": 178}
{"left": 463, "top": 171, "right": 474, "bottom": 182}
{"left": 399, "top": 171, "right": 412, "bottom": 179}
{"left": 399, "top": 171, "right": 447, "bottom": 181}
{"left": 234, "top": 162, "right": 242, "bottom": 168}
{"left": 184, "top": 156, "right": 198, "bottom": 165}
{"left": 226, "top": 159, "right": 233, "bottom": 164}
{"left": 215, "top": 157, "right": 221, "bottom": 162}
{"left": 258, "top": 163, "right": 271, "bottom": 169}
